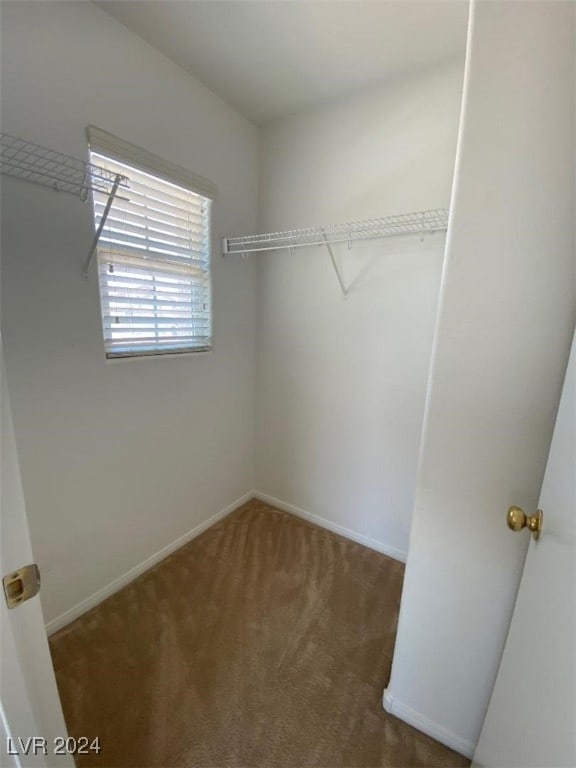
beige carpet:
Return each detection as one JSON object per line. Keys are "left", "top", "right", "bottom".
{"left": 50, "top": 499, "right": 470, "bottom": 768}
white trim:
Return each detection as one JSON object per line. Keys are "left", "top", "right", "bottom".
{"left": 0, "top": 699, "right": 22, "bottom": 768}
{"left": 253, "top": 491, "right": 407, "bottom": 563}
{"left": 86, "top": 125, "right": 217, "bottom": 200}
{"left": 46, "top": 490, "right": 408, "bottom": 634}
{"left": 45, "top": 492, "right": 253, "bottom": 636}
{"left": 382, "top": 688, "right": 475, "bottom": 759}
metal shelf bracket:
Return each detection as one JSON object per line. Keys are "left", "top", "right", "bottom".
{"left": 0, "top": 132, "right": 128, "bottom": 277}
{"left": 222, "top": 208, "right": 448, "bottom": 300}
{"left": 82, "top": 173, "right": 123, "bottom": 277}
{"left": 321, "top": 229, "right": 348, "bottom": 299}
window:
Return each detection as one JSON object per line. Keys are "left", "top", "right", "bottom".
{"left": 87, "top": 127, "right": 215, "bottom": 359}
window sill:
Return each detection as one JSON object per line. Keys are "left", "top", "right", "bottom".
{"left": 104, "top": 347, "right": 213, "bottom": 363}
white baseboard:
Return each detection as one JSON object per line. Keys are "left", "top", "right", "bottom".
{"left": 45, "top": 491, "right": 254, "bottom": 636}
{"left": 382, "top": 688, "right": 475, "bottom": 759}
{"left": 47, "top": 490, "right": 407, "bottom": 635}
{"left": 253, "top": 490, "right": 407, "bottom": 563}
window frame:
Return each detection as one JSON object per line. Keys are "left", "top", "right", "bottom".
{"left": 87, "top": 126, "right": 216, "bottom": 361}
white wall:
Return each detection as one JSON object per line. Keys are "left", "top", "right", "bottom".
{"left": 256, "top": 61, "right": 464, "bottom": 559}
{"left": 385, "top": 0, "right": 575, "bottom": 757}
{"left": 0, "top": 1, "right": 258, "bottom": 626}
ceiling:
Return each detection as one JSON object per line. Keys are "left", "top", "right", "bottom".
{"left": 95, "top": 1, "right": 469, "bottom": 125}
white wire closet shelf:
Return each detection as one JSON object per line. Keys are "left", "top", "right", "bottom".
{"left": 223, "top": 208, "right": 449, "bottom": 299}
{"left": 0, "top": 132, "right": 129, "bottom": 275}
{"left": 222, "top": 209, "right": 449, "bottom": 256}
{"left": 0, "top": 133, "right": 127, "bottom": 199}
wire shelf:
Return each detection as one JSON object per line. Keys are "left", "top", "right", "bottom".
{"left": 0, "top": 132, "right": 128, "bottom": 199}
{"left": 223, "top": 208, "right": 449, "bottom": 255}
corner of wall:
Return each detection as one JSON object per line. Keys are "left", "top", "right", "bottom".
{"left": 382, "top": 688, "right": 475, "bottom": 759}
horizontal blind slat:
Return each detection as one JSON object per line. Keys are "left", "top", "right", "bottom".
{"left": 95, "top": 201, "right": 207, "bottom": 232}
{"left": 106, "top": 296, "right": 208, "bottom": 309}
{"left": 97, "top": 224, "right": 208, "bottom": 255}
{"left": 98, "top": 255, "right": 209, "bottom": 278}
{"left": 105, "top": 334, "right": 211, "bottom": 343}
{"left": 93, "top": 176, "right": 207, "bottom": 219}
{"left": 104, "top": 316, "right": 210, "bottom": 324}
{"left": 116, "top": 176, "right": 207, "bottom": 211}
{"left": 94, "top": 197, "right": 206, "bottom": 232}
{"left": 98, "top": 236, "right": 208, "bottom": 265}
{"left": 104, "top": 335, "right": 211, "bottom": 346}
{"left": 99, "top": 272, "right": 210, "bottom": 290}
{"left": 104, "top": 316, "right": 211, "bottom": 326}
{"left": 104, "top": 330, "right": 211, "bottom": 338}
{"left": 96, "top": 190, "right": 206, "bottom": 224}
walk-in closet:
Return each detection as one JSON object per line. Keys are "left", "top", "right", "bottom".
{"left": 1, "top": 2, "right": 574, "bottom": 767}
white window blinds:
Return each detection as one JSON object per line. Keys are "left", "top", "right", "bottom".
{"left": 89, "top": 149, "right": 212, "bottom": 359}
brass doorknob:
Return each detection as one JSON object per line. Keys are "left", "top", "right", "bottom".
{"left": 507, "top": 506, "right": 543, "bottom": 540}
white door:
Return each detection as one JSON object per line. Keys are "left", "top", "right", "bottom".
{"left": 0, "top": 339, "right": 73, "bottom": 767}
{"left": 473, "top": 329, "right": 576, "bottom": 768}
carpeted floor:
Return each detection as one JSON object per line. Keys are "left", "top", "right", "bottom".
{"left": 49, "top": 499, "right": 470, "bottom": 768}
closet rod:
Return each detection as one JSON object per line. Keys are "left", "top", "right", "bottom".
{"left": 222, "top": 208, "right": 449, "bottom": 256}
